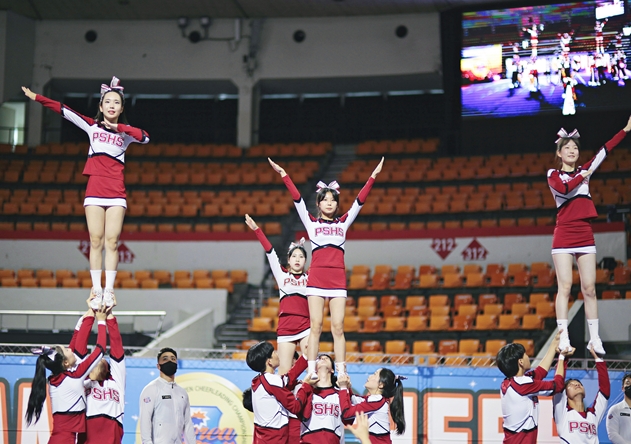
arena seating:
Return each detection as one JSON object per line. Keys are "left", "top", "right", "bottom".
{"left": 0, "top": 267, "right": 247, "bottom": 290}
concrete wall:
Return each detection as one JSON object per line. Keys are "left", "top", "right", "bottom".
{"left": 0, "top": 11, "right": 35, "bottom": 104}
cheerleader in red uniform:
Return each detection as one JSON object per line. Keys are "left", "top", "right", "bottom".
{"left": 338, "top": 369, "right": 406, "bottom": 444}
{"left": 269, "top": 157, "right": 384, "bottom": 379}
{"left": 71, "top": 295, "right": 125, "bottom": 444}
{"left": 22, "top": 78, "right": 149, "bottom": 309}
{"left": 595, "top": 19, "right": 608, "bottom": 54}
{"left": 25, "top": 305, "right": 108, "bottom": 444}
{"left": 553, "top": 345, "right": 609, "bottom": 444}
{"left": 547, "top": 116, "right": 631, "bottom": 354}
{"left": 245, "top": 214, "right": 310, "bottom": 375}
{"left": 299, "top": 355, "right": 343, "bottom": 444}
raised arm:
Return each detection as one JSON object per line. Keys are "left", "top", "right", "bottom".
{"left": 282, "top": 354, "right": 307, "bottom": 390}
{"left": 536, "top": 331, "right": 561, "bottom": 373}
{"left": 246, "top": 214, "right": 285, "bottom": 283}
{"left": 341, "top": 157, "right": 383, "bottom": 225}
{"left": 582, "top": 116, "right": 631, "bottom": 172}
{"left": 69, "top": 299, "right": 96, "bottom": 359}
{"left": 270, "top": 158, "right": 314, "bottom": 227}
{"left": 23, "top": 87, "right": 95, "bottom": 132}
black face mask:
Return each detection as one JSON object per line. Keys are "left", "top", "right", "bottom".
{"left": 160, "top": 361, "right": 177, "bottom": 376}
{"left": 624, "top": 386, "right": 631, "bottom": 398}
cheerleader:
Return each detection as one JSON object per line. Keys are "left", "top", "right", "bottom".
{"left": 554, "top": 345, "right": 609, "bottom": 444}
{"left": 338, "top": 369, "right": 406, "bottom": 444}
{"left": 547, "top": 116, "right": 631, "bottom": 354}
{"left": 300, "top": 354, "right": 343, "bottom": 444}
{"left": 559, "top": 31, "right": 573, "bottom": 55}
{"left": 562, "top": 75, "right": 577, "bottom": 116}
{"left": 523, "top": 19, "right": 542, "bottom": 58}
{"left": 25, "top": 305, "right": 108, "bottom": 444}
{"left": 269, "top": 157, "right": 384, "bottom": 379}
{"left": 81, "top": 297, "right": 125, "bottom": 444}
{"left": 246, "top": 341, "right": 314, "bottom": 444}
{"left": 595, "top": 19, "right": 608, "bottom": 54}
{"left": 245, "top": 214, "right": 310, "bottom": 375}
{"left": 22, "top": 78, "right": 149, "bottom": 309}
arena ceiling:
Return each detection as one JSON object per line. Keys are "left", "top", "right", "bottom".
{"left": 1, "top": 0, "right": 515, "bottom": 20}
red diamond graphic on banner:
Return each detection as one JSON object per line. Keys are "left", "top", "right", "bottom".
{"left": 461, "top": 238, "right": 488, "bottom": 261}
{"left": 431, "top": 238, "right": 457, "bottom": 260}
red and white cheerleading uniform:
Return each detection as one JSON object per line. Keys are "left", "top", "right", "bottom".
{"left": 253, "top": 227, "right": 310, "bottom": 343}
{"left": 554, "top": 360, "right": 609, "bottom": 444}
{"left": 301, "top": 386, "right": 344, "bottom": 444}
{"left": 35, "top": 94, "right": 149, "bottom": 208}
{"left": 500, "top": 366, "right": 565, "bottom": 444}
{"left": 48, "top": 321, "right": 107, "bottom": 444}
{"left": 251, "top": 356, "right": 311, "bottom": 443}
{"left": 83, "top": 318, "right": 126, "bottom": 444}
{"left": 340, "top": 389, "right": 392, "bottom": 443}
{"left": 282, "top": 174, "right": 375, "bottom": 298}
{"left": 547, "top": 129, "right": 627, "bottom": 254}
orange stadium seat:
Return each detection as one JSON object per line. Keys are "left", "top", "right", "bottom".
{"left": 498, "top": 314, "right": 521, "bottom": 330}
{"left": 478, "top": 293, "right": 499, "bottom": 309}
{"left": 405, "top": 316, "right": 428, "bottom": 331}
{"left": 475, "top": 314, "right": 498, "bottom": 330}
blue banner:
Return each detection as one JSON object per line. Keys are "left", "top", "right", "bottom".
{"left": 0, "top": 355, "right": 624, "bottom": 443}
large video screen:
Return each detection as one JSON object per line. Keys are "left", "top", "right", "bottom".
{"left": 462, "top": 0, "right": 631, "bottom": 118}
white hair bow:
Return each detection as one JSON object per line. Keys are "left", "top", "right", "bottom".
{"left": 316, "top": 180, "right": 340, "bottom": 194}
{"left": 288, "top": 237, "right": 306, "bottom": 253}
{"left": 556, "top": 128, "right": 580, "bottom": 143}
{"left": 31, "top": 346, "right": 58, "bottom": 360}
{"left": 100, "top": 76, "right": 124, "bottom": 97}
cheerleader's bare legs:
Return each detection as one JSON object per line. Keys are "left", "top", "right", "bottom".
{"left": 329, "top": 297, "right": 347, "bottom": 372}
{"left": 553, "top": 252, "right": 603, "bottom": 354}
{"left": 307, "top": 296, "right": 347, "bottom": 380}
{"left": 85, "top": 205, "right": 125, "bottom": 309}
{"left": 277, "top": 336, "right": 309, "bottom": 376}
{"left": 307, "top": 296, "right": 325, "bottom": 375}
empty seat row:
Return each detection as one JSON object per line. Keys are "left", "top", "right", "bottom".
{"left": 235, "top": 338, "right": 536, "bottom": 366}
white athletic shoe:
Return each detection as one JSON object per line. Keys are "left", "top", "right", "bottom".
{"left": 90, "top": 288, "right": 103, "bottom": 310}
{"left": 103, "top": 288, "right": 115, "bottom": 307}
{"left": 309, "top": 372, "right": 319, "bottom": 381}
{"left": 588, "top": 338, "right": 606, "bottom": 355}
{"left": 558, "top": 336, "right": 572, "bottom": 354}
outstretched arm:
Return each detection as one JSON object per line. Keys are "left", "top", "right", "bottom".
{"left": 537, "top": 331, "right": 561, "bottom": 373}
{"left": 23, "top": 86, "right": 95, "bottom": 131}
{"left": 582, "top": 115, "right": 631, "bottom": 172}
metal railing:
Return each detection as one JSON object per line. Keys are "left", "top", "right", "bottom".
{"left": 0, "top": 310, "right": 166, "bottom": 338}
{"left": 1, "top": 343, "right": 630, "bottom": 370}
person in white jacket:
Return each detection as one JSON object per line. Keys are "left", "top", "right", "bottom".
{"left": 139, "top": 348, "right": 196, "bottom": 444}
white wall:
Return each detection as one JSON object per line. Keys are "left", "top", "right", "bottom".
{"left": 30, "top": 14, "right": 439, "bottom": 84}
{"left": 0, "top": 287, "right": 227, "bottom": 336}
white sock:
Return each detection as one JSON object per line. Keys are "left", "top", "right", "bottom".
{"left": 105, "top": 270, "right": 117, "bottom": 291}
{"left": 587, "top": 319, "right": 600, "bottom": 340}
{"left": 90, "top": 270, "right": 102, "bottom": 291}
{"left": 557, "top": 319, "right": 568, "bottom": 336}
{"left": 308, "top": 360, "right": 316, "bottom": 375}
{"left": 335, "top": 361, "right": 346, "bottom": 375}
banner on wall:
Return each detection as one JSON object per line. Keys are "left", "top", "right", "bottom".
{"left": 0, "top": 356, "right": 624, "bottom": 444}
